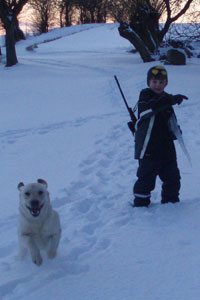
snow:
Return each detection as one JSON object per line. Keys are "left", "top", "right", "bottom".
{"left": 0, "top": 23, "right": 200, "bottom": 300}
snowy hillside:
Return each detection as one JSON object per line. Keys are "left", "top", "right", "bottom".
{"left": 0, "top": 23, "right": 200, "bottom": 300}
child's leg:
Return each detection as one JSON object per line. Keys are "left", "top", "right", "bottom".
{"left": 133, "top": 159, "right": 159, "bottom": 207}
{"left": 159, "top": 160, "right": 181, "bottom": 204}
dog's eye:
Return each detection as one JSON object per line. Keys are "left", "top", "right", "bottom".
{"left": 25, "top": 192, "right": 30, "bottom": 196}
{"left": 38, "top": 190, "right": 44, "bottom": 195}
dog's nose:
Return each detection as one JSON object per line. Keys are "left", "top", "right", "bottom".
{"left": 30, "top": 200, "right": 39, "bottom": 207}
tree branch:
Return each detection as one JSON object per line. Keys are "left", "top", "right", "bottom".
{"left": 118, "top": 22, "right": 154, "bottom": 62}
{"left": 13, "top": 0, "right": 29, "bottom": 17}
{"left": 171, "top": 0, "right": 194, "bottom": 22}
{"left": 159, "top": 0, "right": 194, "bottom": 42}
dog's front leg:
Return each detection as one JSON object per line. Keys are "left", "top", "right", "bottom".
{"left": 46, "top": 231, "right": 61, "bottom": 259}
{"left": 21, "top": 233, "right": 43, "bottom": 266}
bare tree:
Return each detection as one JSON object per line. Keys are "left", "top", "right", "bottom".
{"left": 107, "top": 0, "right": 137, "bottom": 22}
{"left": 159, "top": 0, "right": 194, "bottom": 41}
{"left": 115, "top": 0, "right": 195, "bottom": 62}
{"left": 28, "top": 0, "right": 58, "bottom": 34}
{"left": 0, "top": 0, "right": 28, "bottom": 66}
{"left": 74, "top": 0, "right": 108, "bottom": 24}
{"left": 59, "top": 0, "right": 76, "bottom": 27}
{"left": 168, "top": 0, "right": 200, "bottom": 41}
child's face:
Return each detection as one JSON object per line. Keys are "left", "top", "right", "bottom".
{"left": 149, "top": 78, "right": 167, "bottom": 94}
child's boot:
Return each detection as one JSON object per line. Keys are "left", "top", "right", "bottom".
{"left": 161, "top": 198, "right": 180, "bottom": 204}
{"left": 134, "top": 197, "right": 150, "bottom": 207}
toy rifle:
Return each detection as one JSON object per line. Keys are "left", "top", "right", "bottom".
{"left": 114, "top": 75, "right": 137, "bottom": 135}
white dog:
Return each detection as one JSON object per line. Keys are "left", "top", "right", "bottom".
{"left": 17, "top": 179, "right": 61, "bottom": 266}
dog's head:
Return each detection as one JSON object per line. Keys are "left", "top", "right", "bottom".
{"left": 17, "top": 179, "right": 49, "bottom": 218}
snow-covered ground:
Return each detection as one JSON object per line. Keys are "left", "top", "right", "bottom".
{"left": 0, "top": 23, "right": 200, "bottom": 300}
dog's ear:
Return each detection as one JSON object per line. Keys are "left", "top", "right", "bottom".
{"left": 17, "top": 182, "right": 24, "bottom": 190}
{"left": 37, "top": 179, "right": 48, "bottom": 188}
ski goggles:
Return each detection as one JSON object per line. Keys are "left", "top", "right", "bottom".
{"left": 151, "top": 67, "right": 167, "bottom": 76}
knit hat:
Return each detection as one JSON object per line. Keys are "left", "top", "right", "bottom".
{"left": 147, "top": 65, "right": 168, "bottom": 85}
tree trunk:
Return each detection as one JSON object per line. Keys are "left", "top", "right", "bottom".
{"left": 118, "top": 2, "right": 160, "bottom": 62}
{"left": 129, "top": 3, "right": 160, "bottom": 54}
{"left": 118, "top": 22, "right": 154, "bottom": 63}
{"left": 14, "top": 17, "right": 26, "bottom": 42}
{"left": 0, "top": 0, "right": 28, "bottom": 67}
{"left": 65, "top": 3, "right": 71, "bottom": 26}
{"left": 6, "top": 23, "right": 18, "bottom": 67}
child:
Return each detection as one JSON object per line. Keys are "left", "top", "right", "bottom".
{"left": 133, "top": 65, "right": 188, "bottom": 207}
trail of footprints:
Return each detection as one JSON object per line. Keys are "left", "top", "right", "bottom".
{"left": 57, "top": 123, "right": 135, "bottom": 262}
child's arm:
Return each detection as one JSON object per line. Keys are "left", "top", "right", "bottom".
{"left": 138, "top": 89, "right": 188, "bottom": 116}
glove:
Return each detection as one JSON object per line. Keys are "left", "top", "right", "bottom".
{"left": 171, "top": 94, "right": 188, "bottom": 105}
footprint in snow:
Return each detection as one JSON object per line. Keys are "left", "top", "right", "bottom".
{"left": 75, "top": 198, "right": 93, "bottom": 214}
{"left": 81, "top": 221, "right": 102, "bottom": 235}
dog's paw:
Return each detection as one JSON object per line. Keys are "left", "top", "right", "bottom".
{"left": 32, "top": 253, "right": 43, "bottom": 266}
{"left": 47, "top": 251, "right": 57, "bottom": 259}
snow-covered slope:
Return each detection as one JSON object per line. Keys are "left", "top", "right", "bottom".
{"left": 0, "top": 23, "right": 200, "bottom": 300}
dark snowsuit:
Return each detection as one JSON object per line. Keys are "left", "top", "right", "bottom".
{"left": 133, "top": 88, "right": 181, "bottom": 207}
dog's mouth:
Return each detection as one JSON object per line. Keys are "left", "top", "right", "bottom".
{"left": 26, "top": 204, "right": 44, "bottom": 217}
